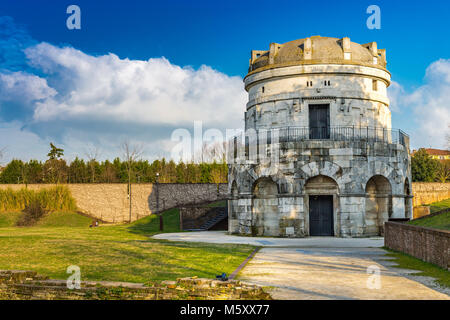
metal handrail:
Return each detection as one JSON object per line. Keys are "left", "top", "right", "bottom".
{"left": 233, "top": 126, "right": 410, "bottom": 148}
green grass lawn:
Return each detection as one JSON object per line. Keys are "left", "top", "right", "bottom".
{"left": 384, "top": 248, "right": 450, "bottom": 289}
{"left": 0, "top": 211, "right": 21, "bottom": 227}
{"left": 36, "top": 211, "right": 93, "bottom": 228}
{"left": 428, "top": 198, "right": 450, "bottom": 213}
{"left": 408, "top": 211, "right": 450, "bottom": 230}
{"left": 206, "top": 200, "right": 227, "bottom": 207}
{"left": 409, "top": 198, "right": 450, "bottom": 231}
{"left": 0, "top": 209, "right": 254, "bottom": 283}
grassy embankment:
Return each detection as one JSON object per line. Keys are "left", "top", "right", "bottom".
{"left": 0, "top": 187, "right": 254, "bottom": 283}
{"left": 408, "top": 198, "right": 450, "bottom": 231}
{"left": 428, "top": 198, "right": 450, "bottom": 214}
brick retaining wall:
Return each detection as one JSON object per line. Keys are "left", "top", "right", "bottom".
{"left": 384, "top": 221, "right": 450, "bottom": 270}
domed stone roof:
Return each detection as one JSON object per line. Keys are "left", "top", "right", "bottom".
{"left": 248, "top": 36, "right": 387, "bottom": 74}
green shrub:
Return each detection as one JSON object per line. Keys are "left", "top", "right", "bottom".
{"left": 0, "top": 186, "right": 77, "bottom": 212}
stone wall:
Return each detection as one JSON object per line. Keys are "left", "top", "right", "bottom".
{"left": 384, "top": 221, "right": 450, "bottom": 270}
{"left": 0, "top": 183, "right": 227, "bottom": 223}
{"left": 411, "top": 182, "right": 450, "bottom": 207}
{"left": 412, "top": 206, "right": 430, "bottom": 219}
{"left": 0, "top": 271, "right": 271, "bottom": 300}
{"left": 228, "top": 139, "right": 412, "bottom": 238}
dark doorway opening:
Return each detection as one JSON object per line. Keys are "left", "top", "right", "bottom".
{"left": 309, "top": 195, "right": 334, "bottom": 236}
{"left": 309, "top": 104, "right": 330, "bottom": 139}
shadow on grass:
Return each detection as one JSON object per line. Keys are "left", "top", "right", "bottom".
{"left": 126, "top": 208, "right": 181, "bottom": 236}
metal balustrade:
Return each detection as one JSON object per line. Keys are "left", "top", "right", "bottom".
{"left": 230, "top": 126, "right": 410, "bottom": 150}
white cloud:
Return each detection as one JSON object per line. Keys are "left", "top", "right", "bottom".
{"left": 24, "top": 43, "right": 246, "bottom": 128}
{"left": 0, "top": 42, "right": 247, "bottom": 161}
{"left": 388, "top": 59, "right": 450, "bottom": 149}
{"left": 0, "top": 71, "right": 56, "bottom": 105}
{"left": 2, "top": 40, "right": 447, "bottom": 161}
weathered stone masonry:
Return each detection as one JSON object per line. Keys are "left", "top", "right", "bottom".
{"left": 0, "top": 271, "right": 271, "bottom": 300}
{"left": 228, "top": 36, "right": 413, "bottom": 238}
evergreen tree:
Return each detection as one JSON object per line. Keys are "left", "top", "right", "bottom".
{"left": 411, "top": 149, "right": 439, "bottom": 182}
{"left": 25, "top": 160, "right": 43, "bottom": 183}
{"left": 0, "top": 159, "right": 24, "bottom": 183}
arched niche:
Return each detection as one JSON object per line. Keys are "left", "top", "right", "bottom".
{"left": 365, "top": 175, "right": 392, "bottom": 236}
{"left": 404, "top": 178, "right": 412, "bottom": 218}
{"left": 229, "top": 180, "right": 239, "bottom": 220}
{"left": 252, "top": 177, "right": 279, "bottom": 236}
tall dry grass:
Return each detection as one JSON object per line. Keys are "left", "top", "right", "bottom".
{"left": 0, "top": 186, "right": 77, "bottom": 212}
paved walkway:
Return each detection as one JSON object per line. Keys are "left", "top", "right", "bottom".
{"left": 153, "top": 231, "right": 385, "bottom": 247}
{"left": 153, "top": 231, "right": 450, "bottom": 300}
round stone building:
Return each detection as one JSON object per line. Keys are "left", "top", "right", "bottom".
{"left": 228, "top": 36, "right": 412, "bottom": 237}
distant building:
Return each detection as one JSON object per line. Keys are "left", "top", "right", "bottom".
{"left": 412, "top": 148, "right": 450, "bottom": 161}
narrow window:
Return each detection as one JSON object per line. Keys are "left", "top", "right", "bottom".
{"left": 328, "top": 80, "right": 331, "bottom": 86}
{"left": 262, "top": 86, "right": 265, "bottom": 93}
{"left": 372, "top": 79, "right": 378, "bottom": 91}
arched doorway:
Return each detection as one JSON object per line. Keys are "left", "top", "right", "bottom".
{"left": 252, "top": 178, "right": 279, "bottom": 236}
{"left": 304, "top": 175, "right": 339, "bottom": 236}
{"left": 365, "top": 175, "right": 392, "bottom": 236}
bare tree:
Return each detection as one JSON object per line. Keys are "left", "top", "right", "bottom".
{"left": 436, "top": 160, "right": 450, "bottom": 183}
{"left": 84, "top": 145, "right": 101, "bottom": 183}
{"left": 0, "top": 147, "right": 5, "bottom": 165}
{"left": 198, "top": 141, "right": 227, "bottom": 164}
{"left": 121, "top": 141, "right": 144, "bottom": 222}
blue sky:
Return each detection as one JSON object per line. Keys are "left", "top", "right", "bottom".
{"left": 0, "top": 0, "right": 449, "bottom": 162}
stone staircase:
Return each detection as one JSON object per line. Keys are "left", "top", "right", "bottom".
{"left": 183, "top": 207, "right": 228, "bottom": 231}
{"left": 198, "top": 209, "right": 228, "bottom": 230}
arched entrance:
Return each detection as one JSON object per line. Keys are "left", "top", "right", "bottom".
{"left": 304, "top": 175, "right": 339, "bottom": 236}
{"left": 252, "top": 178, "right": 279, "bottom": 236}
{"left": 365, "top": 175, "right": 392, "bottom": 236}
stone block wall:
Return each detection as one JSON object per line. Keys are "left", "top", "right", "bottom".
{"left": 384, "top": 221, "right": 450, "bottom": 270}
{"left": 0, "top": 183, "right": 227, "bottom": 223}
{"left": 228, "top": 139, "right": 412, "bottom": 237}
{"left": 0, "top": 271, "right": 271, "bottom": 300}
{"left": 413, "top": 206, "right": 431, "bottom": 219}
{"left": 411, "top": 183, "right": 450, "bottom": 207}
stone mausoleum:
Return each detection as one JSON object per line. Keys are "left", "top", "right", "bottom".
{"left": 228, "top": 36, "right": 412, "bottom": 237}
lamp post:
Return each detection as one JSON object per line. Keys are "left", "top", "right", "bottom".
{"left": 156, "top": 172, "right": 163, "bottom": 231}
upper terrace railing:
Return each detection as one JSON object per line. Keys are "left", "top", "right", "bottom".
{"left": 229, "top": 126, "right": 410, "bottom": 155}
{"left": 274, "top": 126, "right": 409, "bottom": 147}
